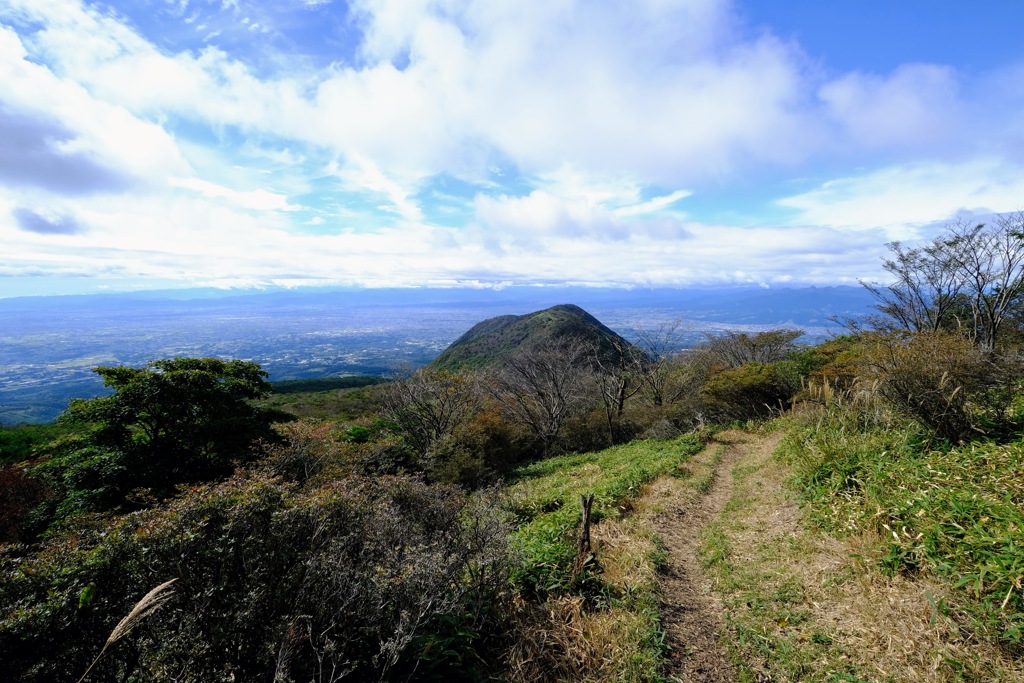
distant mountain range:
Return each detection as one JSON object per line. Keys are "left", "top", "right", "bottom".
{"left": 0, "top": 284, "right": 872, "bottom": 326}
{"left": 0, "top": 285, "right": 875, "bottom": 424}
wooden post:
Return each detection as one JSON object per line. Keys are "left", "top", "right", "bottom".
{"left": 572, "top": 493, "right": 598, "bottom": 586}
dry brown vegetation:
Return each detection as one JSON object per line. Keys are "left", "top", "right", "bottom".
{"left": 702, "top": 424, "right": 1024, "bottom": 682}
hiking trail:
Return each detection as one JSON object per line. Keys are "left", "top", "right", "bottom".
{"left": 647, "top": 429, "right": 783, "bottom": 682}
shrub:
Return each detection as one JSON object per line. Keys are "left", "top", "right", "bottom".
{"left": 0, "top": 423, "right": 69, "bottom": 465}
{"left": 0, "top": 463, "right": 50, "bottom": 544}
{"left": 700, "top": 362, "right": 793, "bottom": 422}
{"left": 32, "top": 358, "right": 288, "bottom": 522}
{"left": 0, "top": 473, "right": 514, "bottom": 682}
{"left": 435, "top": 408, "right": 534, "bottom": 485}
{"left": 859, "top": 332, "right": 1023, "bottom": 442}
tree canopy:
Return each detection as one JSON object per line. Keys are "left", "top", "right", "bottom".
{"left": 859, "top": 212, "right": 1024, "bottom": 349}
{"left": 38, "top": 358, "right": 285, "bottom": 516}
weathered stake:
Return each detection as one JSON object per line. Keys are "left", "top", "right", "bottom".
{"left": 571, "top": 493, "right": 598, "bottom": 585}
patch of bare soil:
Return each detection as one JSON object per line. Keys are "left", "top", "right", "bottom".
{"left": 647, "top": 430, "right": 782, "bottom": 682}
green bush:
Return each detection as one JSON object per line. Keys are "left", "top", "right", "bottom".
{"left": 0, "top": 473, "right": 514, "bottom": 682}
{"left": 700, "top": 362, "right": 793, "bottom": 422}
{"left": 33, "top": 358, "right": 288, "bottom": 522}
{"left": 0, "top": 463, "right": 51, "bottom": 543}
{"left": 0, "top": 423, "right": 69, "bottom": 465}
{"left": 859, "top": 332, "right": 1023, "bottom": 442}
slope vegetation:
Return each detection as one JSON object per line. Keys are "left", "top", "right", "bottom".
{"left": 430, "top": 303, "right": 636, "bottom": 370}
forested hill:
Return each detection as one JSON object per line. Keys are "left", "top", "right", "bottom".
{"left": 430, "top": 303, "right": 634, "bottom": 370}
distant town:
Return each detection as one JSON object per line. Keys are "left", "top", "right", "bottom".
{"left": 0, "top": 285, "right": 869, "bottom": 424}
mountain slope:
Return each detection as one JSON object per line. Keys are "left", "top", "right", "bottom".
{"left": 430, "top": 303, "right": 634, "bottom": 370}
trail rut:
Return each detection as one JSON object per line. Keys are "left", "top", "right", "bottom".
{"left": 649, "top": 430, "right": 782, "bottom": 682}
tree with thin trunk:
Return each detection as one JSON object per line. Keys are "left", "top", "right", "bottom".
{"left": 860, "top": 238, "right": 967, "bottom": 335}
{"left": 591, "top": 336, "right": 645, "bottom": 445}
{"left": 634, "top": 319, "right": 688, "bottom": 407}
{"left": 491, "top": 337, "right": 593, "bottom": 455}
{"left": 379, "top": 367, "right": 478, "bottom": 460}
{"left": 703, "top": 329, "right": 804, "bottom": 368}
{"left": 941, "top": 213, "right": 1024, "bottom": 350}
{"left": 857, "top": 212, "right": 1024, "bottom": 350}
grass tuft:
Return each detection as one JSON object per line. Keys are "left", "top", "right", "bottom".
{"left": 779, "top": 411, "right": 1024, "bottom": 655}
{"left": 77, "top": 578, "right": 177, "bottom": 683}
{"left": 502, "top": 433, "right": 704, "bottom": 681}
{"left": 508, "top": 434, "right": 704, "bottom": 596}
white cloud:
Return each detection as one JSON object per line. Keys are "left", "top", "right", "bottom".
{"left": 3, "top": 0, "right": 823, "bottom": 186}
{"left": 329, "top": 155, "right": 425, "bottom": 223}
{"left": 1, "top": 0, "right": 1022, "bottom": 293}
{"left": 614, "top": 190, "right": 691, "bottom": 218}
{"left": 820, "top": 64, "right": 962, "bottom": 149}
{"left": 1, "top": 172, "right": 891, "bottom": 289}
{"left": 0, "top": 25, "right": 189, "bottom": 191}
{"left": 171, "top": 178, "right": 300, "bottom": 211}
{"left": 777, "top": 159, "right": 1024, "bottom": 237}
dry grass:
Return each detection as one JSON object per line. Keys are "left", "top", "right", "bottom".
{"left": 806, "top": 530, "right": 1023, "bottom": 682}
{"left": 501, "top": 434, "right": 706, "bottom": 681}
{"left": 77, "top": 578, "right": 178, "bottom": 683}
{"left": 703, "top": 437, "right": 1024, "bottom": 682}
{"left": 504, "top": 594, "right": 660, "bottom": 683}
{"left": 502, "top": 513, "right": 669, "bottom": 682}
{"left": 501, "top": 436, "right": 715, "bottom": 682}
{"left": 590, "top": 517, "right": 661, "bottom": 592}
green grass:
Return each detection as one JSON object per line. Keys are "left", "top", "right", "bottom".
{"left": 501, "top": 432, "right": 706, "bottom": 682}
{"left": 779, "top": 411, "right": 1024, "bottom": 656}
{"left": 698, "top": 452, "right": 872, "bottom": 683}
{"left": 508, "top": 434, "right": 704, "bottom": 595}
{"left": 0, "top": 422, "right": 71, "bottom": 464}
{"left": 269, "top": 376, "right": 384, "bottom": 394}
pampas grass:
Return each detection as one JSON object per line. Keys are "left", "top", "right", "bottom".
{"left": 76, "top": 578, "right": 177, "bottom": 683}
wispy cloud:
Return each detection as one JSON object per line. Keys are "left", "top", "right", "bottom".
{"left": 172, "top": 178, "right": 300, "bottom": 212}
{"left": 777, "top": 159, "right": 1024, "bottom": 238}
{"left": 0, "top": 0, "right": 1022, "bottom": 294}
{"left": 13, "top": 207, "right": 86, "bottom": 235}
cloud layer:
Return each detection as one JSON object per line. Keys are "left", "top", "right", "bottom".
{"left": 2, "top": 0, "right": 1023, "bottom": 293}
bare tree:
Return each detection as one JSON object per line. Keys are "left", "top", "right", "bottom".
{"left": 942, "top": 213, "right": 1024, "bottom": 350}
{"left": 702, "top": 329, "right": 804, "bottom": 368}
{"left": 858, "top": 212, "right": 1024, "bottom": 350}
{"left": 860, "top": 238, "right": 967, "bottom": 335}
{"left": 379, "top": 368, "right": 478, "bottom": 459}
{"left": 492, "top": 337, "right": 594, "bottom": 455}
{"left": 591, "top": 336, "right": 645, "bottom": 445}
{"left": 633, "top": 319, "right": 688, "bottom": 407}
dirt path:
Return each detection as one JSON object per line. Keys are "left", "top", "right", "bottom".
{"left": 647, "top": 429, "right": 782, "bottom": 682}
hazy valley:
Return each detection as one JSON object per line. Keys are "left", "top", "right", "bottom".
{"left": 0, "top": 285, "right": 870, "bottom": 424}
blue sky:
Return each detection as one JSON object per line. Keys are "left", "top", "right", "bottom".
{"left": 2, "top": 0, "right": 1024, "bottom": 297}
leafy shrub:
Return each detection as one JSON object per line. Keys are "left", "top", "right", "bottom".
{"left": 257, "top": 419, "right": 411, "bottom": 484}
{"left": 429, "top": 408, "right": 534, "bottom": 487}
{"left": 0, "top": 423, "right": 69, "bottom": 465}
{"left": 797, "top": 335, "right": 864, "bottom": 393}
{"left": 0, "top": 463, "right": 50, "bottom": 544}
{"left": 859, "top": 332, "right": 1023, "bottom": 442}
{"left": 257, "top": 420, "right": 353, "bottom": 483}
{"left": 32, "top": 358, "right": 288, "bottom": 522}
{"left": 700, "top": 362, "right": 793, "bottom": 421}
{"left": 0, "top": 473, "right": 514, "bottom": 682}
